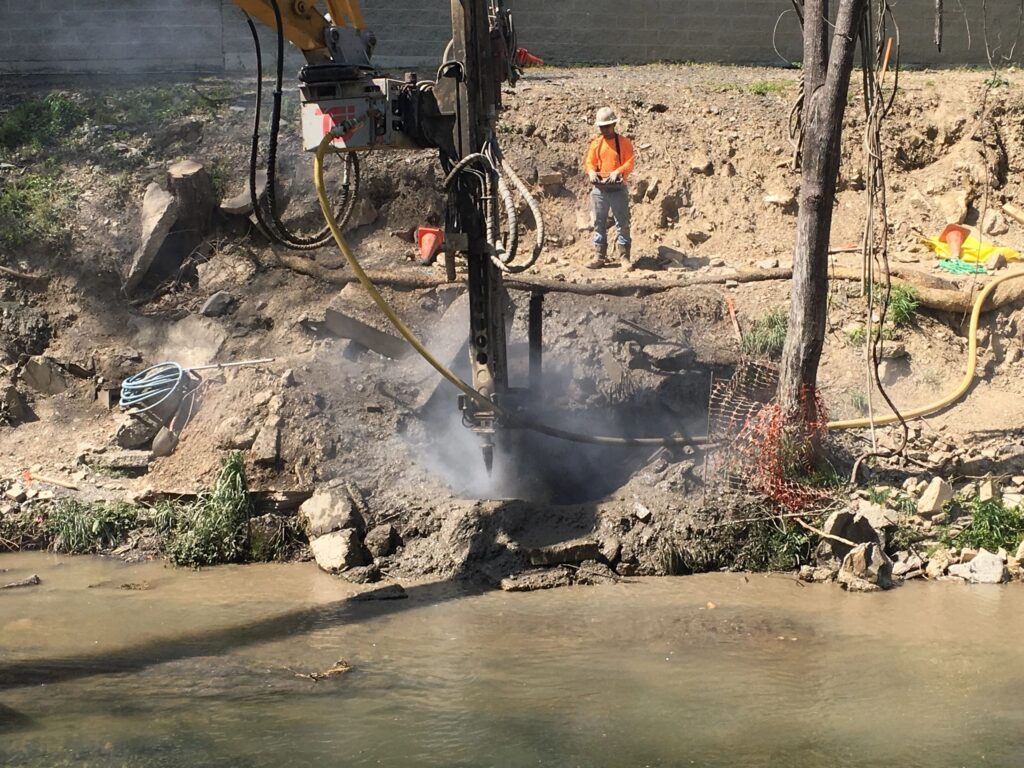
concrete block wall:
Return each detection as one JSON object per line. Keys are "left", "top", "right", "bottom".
{"left": 0, "top": 0, "right": 1021, "bottom": 76}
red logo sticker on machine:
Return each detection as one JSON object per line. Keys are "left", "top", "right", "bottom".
{"left": 319, "top": 105, "right": 359, "bottom": 142}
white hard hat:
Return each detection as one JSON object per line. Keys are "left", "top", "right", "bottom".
{"left": 595, "top": 106, "right": 619, "bottom": 126}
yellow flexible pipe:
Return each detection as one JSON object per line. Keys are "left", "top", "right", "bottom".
{"left": 313, "top": 134, "right": 707, "bottom": 446}
{"left": 827, "top": 269, "right": 1024, "bottom": 430}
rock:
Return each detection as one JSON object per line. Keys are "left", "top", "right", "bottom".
{"left": 249, "top": 415, "right": 281, "bottom": 466}
{"left": 114, "top": 414, "right": 160, "bottom": 450}
{"left": 642, "top": 343, "right": 692, "bottom": 371}
{"left": 323, "top": 306, "right": 407, "bottom": 360}
{"left": 500, "top": 568, "right": 572, "bottom": 592}
{"left": 538, "top": 171, "right": 563, "bottom": 187}
{"left": 599, "top": 536, "right": 622, "bottom": 563}
{"left": 125, "top": 183, "right": 178, "bottom": 294}
{"left": 309, "top": 529, "right": 370, "bottom": 573}
{"left": 298, "top": 489, "right": 365, "bottom": 538}
{"left": 947, "top": 548, "right": 1008, "bottom": 584}
{"left": 937, "top": 189, "right": 968, "bottom": 224}
{"left": 5, "top": 484, "right": 27, "bottom": 503}
{"left": 685, "top": 230, "right": 710, "bottom": 246}
{"left": 634, "top": 503, "right": 652, "bottom": 523}
{"left": 200, "top": 291, "right": 234, "bottom": 317}
{"left": 280, "top": 369, "right": 296, "bottom": 387}
{"left": 978, "top": 478, "right": 1000, "bottom": 502}
{"left": 925, "top": 547, "right": 954, "bottom": 579}
{"left": 1004, "top": 492, "right": 1024, "bottom": 509}
{"left": 364, "top": 523, "right": 398, "bottom": 558}
{"left": 763, "top": 192, "right": 795, "bottom": 208}
{"left": 818, "top": 509, "right": 879, "bottom": 561}
{"left": 2, "top": 385, "right": 35, "bottom": 421}
{"left": 756, "top": 258, "right": 779, "bottom": 270}
{"left": 880, "top": 342, "right": 908, "bottom": 359}
{"left": 88, "top": 449, "right": 151, "bottom": 474}
{"left": 346, "top": 198, "right": 378, "bottom": 229}
{"left": 615, "top": 561, "right": 638, "bottom": 577}
{"left": 917, "top": 477, "right": 953, "bottom": 517}
{"left": 837, "top": 542, "right": 893, "bottom": 592}
{"left": 342, "top": 564, "right": 381, "bottom": 584}
{"left": 528, "top": 538, "right": 602, "bottom": 566}
{"left": 985, "top": 251, "right": 1007, "bottom": 271}
{"left": 20, "top": 356, "right": 67, "bottom": 395}
{"left": 219, "top": 170, "right": 267, "bottom": 215}
{"left": 574, "top": 560, "right": 618, "bottom": 586}
{"left": 352, "top": 584, "right": 407, "bottom": 601}
{"left": 983, "top": 209, "right": 1009, "bottom": 236}
{"left": 799, "top": 564, "right": 837, "bottom": 582}
{"left": 892, "top": 551, "right": 925, "bottom": 579}
{"left": 689, "top": 154, "right": 713, "bottom": 175}
{"left": 855, "top": 499, "right": 898, "bottom": 531}
{"left": 151, "top": 427, "right": 178, "bottom": 457}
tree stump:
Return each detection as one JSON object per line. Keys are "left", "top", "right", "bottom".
{"left": 167, "top": 159, "right": 215, "bottom": 239}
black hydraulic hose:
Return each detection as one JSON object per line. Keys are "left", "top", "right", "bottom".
{"left": 248, "top": 1, "right": 360, "bottom": 251}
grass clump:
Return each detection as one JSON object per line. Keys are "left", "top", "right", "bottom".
{"left": 163, "top": 452, "right": 253, "bottom": 567}
{"left": 0, "top": 93, "right": 87, "bottom": 154}
{"left": 845, "top": 324, "right": 866, "bottom": 345}
{"left": 741, "top": 307, "right": 788, "bottom": 359}
{"left": 43, "top": 500, "right": 138, "bottom": 554}
{"left": 0, "top": 168, "right": 77, "bottom": 248}
{"left": 942, "top": 496, "right": 1024, "bottom": 553}
{"left": 737, "top": 516, "right": 811, "bottom": 571}
{"left": 883, "top": 284, "right": 919, "bottom": 328}
{"left": 748, "top": 80, "right": 790, "bottom": 95}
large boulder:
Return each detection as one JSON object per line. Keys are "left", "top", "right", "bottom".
{"left": 947, "top": 548, "right": 1009, "bottom": 584}
{"left": 837, "top": 542, "right": 893, "bottom": 592}
{"left": 20, "top": 356, "right": 67, "bottom": 395}
{"left": 364, "top": 523, "right": 398, "bottom": 559}
{"left": 125, "top": 183, "right": 178, "bottom": 294}
{"left": 917, "top": 477, "right": 953, "bottom": 517}
{"left": 309, "top": 529, "right": 370, "bottom": 573}
{"left": 818, "top": 509, "right": 880, "bottom": 561}
{"left": 298, "top": 489, "right": 365, "bottom": 539}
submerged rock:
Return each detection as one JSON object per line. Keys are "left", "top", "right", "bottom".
{"left": 947, "top": 548, "right": 1009, "bottom": 584}
{"left": 837, "top": 542, "right": 893, "bottom": 592}
{"left": 309, "top": 529, "right": 370, "bottom": 573}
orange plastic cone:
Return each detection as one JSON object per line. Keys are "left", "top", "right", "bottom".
{"left": 939, "top": 223, "right": 970, "bottom": 260}
{"left": 515, "top": 47, "right": 545, "bottom": 67}
{"left": 416, "top": 227, "right": 444, "bottom": 265}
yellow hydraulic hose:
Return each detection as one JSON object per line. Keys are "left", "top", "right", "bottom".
{"left": 826, "top": 269, "right": 1024, "bottom": 430}
{"left": 315, "top": 133, "right": 1024, "bottom": 442}
{"left": 313, "top": 134, "right": 707, "bottom": 447}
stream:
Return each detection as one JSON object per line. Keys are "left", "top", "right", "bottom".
{"left": 1, "top": 552, "right": 1023, "bottom": 767}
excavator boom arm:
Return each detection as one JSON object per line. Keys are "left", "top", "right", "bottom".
{"left": 232, "top": 0, "right": 364, "bottom": 52}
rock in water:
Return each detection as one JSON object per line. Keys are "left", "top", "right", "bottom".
{"left": 837, "top": 542, "right": 893, "bottom": 592}
{"left": 298, "top": 489, "right": 365, "bottom": 538}
{"left": 309, "top": 529, "right": 370, "bottom": 573}
{"left": 947, "top": 548, "right": 1009, "bottom": 584}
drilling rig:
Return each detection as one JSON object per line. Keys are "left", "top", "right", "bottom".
{"left": 233, "top": 1, "right": 543, "bottom": 472}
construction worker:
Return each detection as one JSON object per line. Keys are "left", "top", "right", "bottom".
{"left": 584, "top": 106, "right": 635, "bottom": 269}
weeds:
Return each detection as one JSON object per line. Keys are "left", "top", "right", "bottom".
{"left": 885, "top": 284, "right": 920, "bottom": 328}
{"left": 985, "top": 72, "right": 1011, "bottom": 89}
{"left": 42, "top": 500, "right": 138, "bottom": 554}
{"left": 741, "top": 307, "right": 787, "bottom": 359}
{"left": 737, "top": 516, "right": 812, "bottom": 571}
{"left": 846, "top": 325, "right": 866, "bottom": 345}
{"left": 747, "top": 81, "right": 789, "bottom": 95}
{"left": 208, "top": 160, "right": 231, "bottom": 202}
{"left": 849, "top": 389, "right": 868, "bottom": 415}
{"left": 942, "top": 496, "right": 1024, "bottom": 553}
{"left": 0, "top": 168, "right": 77, "bottom": 249}
{"left": 0, "top": 93, "right": 87, "bottom": 154}
{"left": 164, "top": 452, "right": 252, "bottom": 567}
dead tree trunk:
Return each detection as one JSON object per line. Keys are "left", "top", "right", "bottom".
{"left": 777, "top": 0, "right": 866, "bottom": 425}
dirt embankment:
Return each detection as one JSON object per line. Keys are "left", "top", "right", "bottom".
{"left": 2, "top": 65, "right": 1024, "bottom": 590}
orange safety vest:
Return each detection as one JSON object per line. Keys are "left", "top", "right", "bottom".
{"left": 585, "top": 133, "right": 635, "bottom": 179}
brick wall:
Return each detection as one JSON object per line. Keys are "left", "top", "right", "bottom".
{"left": 0, "top": 0, "right": 1021, "bottom": 76}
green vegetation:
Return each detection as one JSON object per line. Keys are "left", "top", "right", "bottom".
{"left": 885, "top": 284, "right": 920, "bottom": 328}
{"left": 0, "top": 93, "right": 86, "bottom": 154}
{"left": 0, "top": 168, "right": 77, "bottom": 249}
{"left": 747, "top": 80, "right": 790, "bottom": 95}
{"left": 849, "top": 388, "right": 868, "bottom": 415}
{"left": 94, "top": 85, "right": 222, "bottom": 125}
{"left": 208, "top": 160, "right": 232, "bottom": 203}
{"left": 984, "top": 72, "right": 1011, "bottom": 89}
{"left": 741, "top": 307, "right": 788, "bottom": 360}
{"left": 163, "top": 452, "right": 253, "bottom": 567}
{"left": 942, "top": 496, "right": 1024, "bottom": 553}
{"left": 737, "top": 516, "right": 811, "bottom": 571}
{"left": 42, "top": 500, "right": 138, "bottom": 554}
{"left": 846, "top": 324, "right": 866, "bottom": 346}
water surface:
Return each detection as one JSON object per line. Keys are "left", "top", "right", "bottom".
{"left": 1, "top": 552, "right": 1022, "bottom": 767}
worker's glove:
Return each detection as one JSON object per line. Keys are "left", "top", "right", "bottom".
{"left": 607, "top": 170, "right": 622, "bottom": 184}
{"left": 588, "top": 170, "right": 600, "bottom": 183}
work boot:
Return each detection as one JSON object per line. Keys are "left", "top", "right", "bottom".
{"left": 618, "top": 244, "right": 633, "bottom": 271}
{"left": 585, "top": 243, "right": 609, "bottom": 269}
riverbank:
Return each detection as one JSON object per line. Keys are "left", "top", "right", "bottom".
{"left": 2, "top": 65, "right": 1024, "bottom": 589}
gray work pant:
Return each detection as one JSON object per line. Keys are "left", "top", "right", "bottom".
{"left": 591, "top": 185, "right": 631, "bottom": 248}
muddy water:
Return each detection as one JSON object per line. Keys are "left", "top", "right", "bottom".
{"left": 1, "top": 553, "right": 1022, "bottom": 767}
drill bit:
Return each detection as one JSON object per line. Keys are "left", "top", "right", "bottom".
{"left": 481, "top": 442, "right": 494, "bottom": 476}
